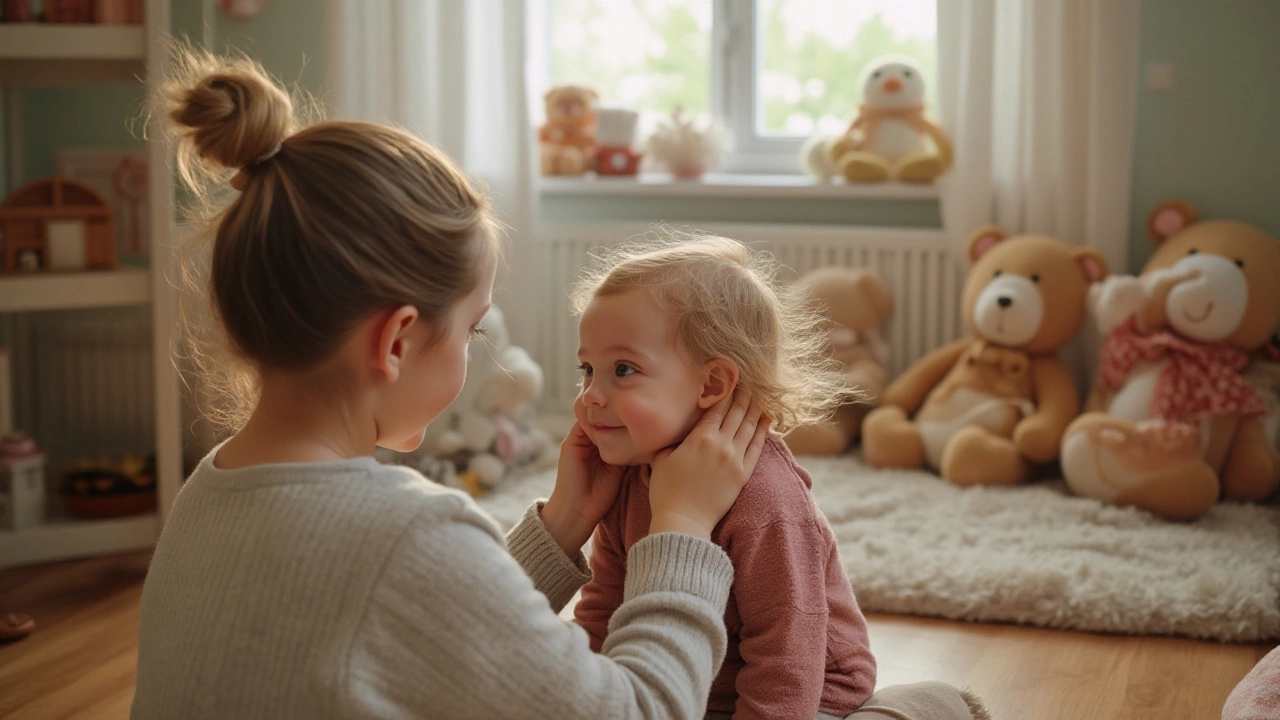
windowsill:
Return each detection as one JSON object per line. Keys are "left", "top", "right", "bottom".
{"left": 538, "top": 173, "right": 940, "bottom": 200}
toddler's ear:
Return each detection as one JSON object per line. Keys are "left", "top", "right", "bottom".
{"left": 697, "top": 359, "right": 740, "bottom": 409}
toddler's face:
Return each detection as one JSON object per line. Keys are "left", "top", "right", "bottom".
{"left": 575, "top": 289, "right": 706, "bottom": 466}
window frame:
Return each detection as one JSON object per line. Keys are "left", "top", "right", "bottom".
{"left": 713, "top": 0, "right": 809, "bottom": 174}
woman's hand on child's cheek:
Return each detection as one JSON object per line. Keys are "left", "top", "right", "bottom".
{"left": 543, "top": 422, "right": 626, "bottom": 557}
{"left": 648, "top": 389, "right": 770, "bottom": 540}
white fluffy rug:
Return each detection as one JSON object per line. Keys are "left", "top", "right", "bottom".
{"left": 476, "top": 454, "right": 1280, "bottom": 643}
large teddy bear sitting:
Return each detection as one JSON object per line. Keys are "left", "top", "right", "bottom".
{"left": 1060, "top": 200, "right": 1280, "bottom": 520}
{"left": 784, "top": 267, "right": 893, "bottom": 455}
{"left": 862, "top": 228, "right": 1107, "bottom": 485}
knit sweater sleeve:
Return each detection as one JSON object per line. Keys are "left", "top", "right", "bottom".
{"left": 506, "top": 501, "right": 592, "bottom": 612}
{"left": 572, "top": 504, "right": 627, "bottom": 651}
{"left": 344, "top": 498, "right": 734, "bottom": 720}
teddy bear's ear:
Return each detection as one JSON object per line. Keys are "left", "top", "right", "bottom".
{"left": 966, "top": 226, "right": 1006, "bottom": 264}
{"left": 587, "top": 88, "right": 600, "bottom": 101}
{"left": 1072, "top": 248, "right": 1108, "bottom": 283}
{"left": 1147, "top": 200, "right": 1198, "bottom": 244}
{"left": 853, "top": 272, "right": 893, "bottom": 320}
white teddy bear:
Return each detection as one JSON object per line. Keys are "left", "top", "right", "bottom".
{"left": 412, "top": 306, "right": 552, "bottom": 494}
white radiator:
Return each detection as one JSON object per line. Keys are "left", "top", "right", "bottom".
{"left": 535, "top": 222, "right": 964, "bottom": 411}
{"left": 26, "top": 308, "right": 155, "bottom": 475}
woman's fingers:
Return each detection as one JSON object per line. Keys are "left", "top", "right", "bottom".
{"left": 695, "top": 390, "right": 735, "bottom": 431}
{"left": 719, "top": 388, "right": 751, "bottom": 432}
{"left": 741, "top": 417, "right": 771, "bottom": 475}
{"left": 732, "top": 399, "right": 763, "bottom": 450}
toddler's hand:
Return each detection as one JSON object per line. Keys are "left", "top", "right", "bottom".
{"left": 648, "top": 389, "right": 771, "bottom": 540}
{"left": 542, "top": 422, "right": 626, "bottom": 557}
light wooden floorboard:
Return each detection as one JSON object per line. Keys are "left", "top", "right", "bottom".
{"left": 0, "top": 551, "right": 1272, "bottom": 719}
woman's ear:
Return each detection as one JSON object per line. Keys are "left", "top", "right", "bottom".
{"left": 372, "top": 305, "right": 420, "bottom": 383}
{"left": 697, "top": 358, "right": 740, "bottom": 409}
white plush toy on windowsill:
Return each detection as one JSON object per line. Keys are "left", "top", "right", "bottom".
{"left": 383, "top": 306, "right": 552, "bottom": 496}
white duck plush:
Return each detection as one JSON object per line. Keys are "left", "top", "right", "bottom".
{"left": 804, "top": 57, "right": 952, "bottom": 183}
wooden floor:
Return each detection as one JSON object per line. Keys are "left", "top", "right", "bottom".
{"left": 0, "top": 551, "right": 1272, "bottom": 720}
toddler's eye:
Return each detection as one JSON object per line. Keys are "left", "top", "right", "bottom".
{"left": 577, "top": 363, "right": 593, "bottom": 377}
{"left": 615, "top": 363, "right": 637, "bottom": 378}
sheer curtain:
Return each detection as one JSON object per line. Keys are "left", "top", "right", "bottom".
{"left": 326, "top": 0, "right": 540, "bottom": 349}
{"left": 937, "top": 0, "right": 1142, "bottom": 385}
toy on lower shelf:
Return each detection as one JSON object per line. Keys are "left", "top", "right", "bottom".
{"left": 0, "top": 431, "right": 46, "bottom": 531}
{"left": 59, "top": 454, "right": 156, "bottom": 519}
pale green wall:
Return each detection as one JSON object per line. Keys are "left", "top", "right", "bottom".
{"left": 1128, "top": 0, "right": 1280, "bottom": 271}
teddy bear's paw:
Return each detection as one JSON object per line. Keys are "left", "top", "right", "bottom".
{"left": 1133, "top": 418, "right": 1204, "bottom": 456}
{"left": 941, "top": 426, "right": 1030, "bottom": 486}
{"left": 1113, "top": 463, "right": 1220, "bottom": 521}
{"left": 862, "top": 406, "right": 926, "bottom": 468}
{"left": 837, "top": 152, "right": 892, "bottom": 183}
{"left": 893, "top": 152, "right": 946, "bottom": 183}
{"left": 1091, "top": 275, "right": 1146, "bottom": 333}
{"left": 1223, "top": 443, "right": 1280, "bottom": 501}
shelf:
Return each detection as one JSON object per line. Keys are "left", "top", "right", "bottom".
{"left": 0, "top": 511, "right": 159, "bottom": 568}
{"left": 0, "top": 24, "right": 146, "bottom": 85}
{"left": 0, "top": 24, "right": 145, "bottom": 60}
{"left": 0, "top": 268, "right": 151, "bottom": 312}
{"left": 540, "top": 172, "right": 941, "bottom": 200}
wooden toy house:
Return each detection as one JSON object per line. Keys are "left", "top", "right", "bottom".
{"left": 0, "top": 177, "right": 116, "bottom": 273}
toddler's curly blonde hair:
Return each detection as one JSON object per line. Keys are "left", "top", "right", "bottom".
{"left": 569, "top": 229, "right": 858, "bottom": 434}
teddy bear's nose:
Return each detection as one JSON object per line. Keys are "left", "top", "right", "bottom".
{"left": 997, "top": 296, "right": 1013, "bottom": 308}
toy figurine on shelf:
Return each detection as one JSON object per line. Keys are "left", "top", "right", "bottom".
{"left": 0, "top": 431, "right": 46, "bottom": 532}
{"left": 59, "top": 454, "right": 156, "bottom": 519}
{"left": 595, "top": 108, "right": 642, "bottom": 177}
{"left": 644, "top": 107, "right": 731, "bottom": 180}
{"left": 0, "top": 177, "right": 116, "bottom": 273}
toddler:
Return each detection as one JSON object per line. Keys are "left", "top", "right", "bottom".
{"left": 570, "top": 234, "right": 990, "bottom": 720}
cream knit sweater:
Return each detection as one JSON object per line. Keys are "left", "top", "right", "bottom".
{"left": 132, "top": 452, "right": 734, "bottom": 719}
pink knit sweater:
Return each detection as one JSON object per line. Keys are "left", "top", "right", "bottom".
{"left": 574, "top": 435, "right": 876, "bottom": 719}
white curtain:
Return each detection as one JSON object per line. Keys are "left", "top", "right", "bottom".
{"left": 326, "top": 0, "right": 540, "bottom": 350}
{"left": 937, "top": 0, "right": 1141, "bottom": 387}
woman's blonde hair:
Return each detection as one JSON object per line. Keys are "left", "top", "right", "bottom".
{"left": 568, "top": 229, "right": 856, "bottom": 434}
{"left": 155, "top": 47, "right": 500, "bottom": 433}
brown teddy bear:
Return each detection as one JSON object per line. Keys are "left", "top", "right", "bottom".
{"left": 783, "top": 268, "right": 893, "bottom": 455}
{"left": 862, "top": 228, "right": 1107, "bottom": 485}
{"left": 1060, "top": 200, "right": 1280, "bottom": 520}
{"left": 539, "top": 85, "right": 598, "bottom": 176}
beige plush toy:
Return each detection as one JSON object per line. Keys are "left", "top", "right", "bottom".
{"left": 784, "top": 268, "right": 893, "bottom": 455}
{"left": 1060, "top": 200, "right": 1280, "bottom": 520}
{"left": 539, "top": 85, "right": 599, "bottom": 176}
{"left": 862, "top": 228, "right": 1107, "bottom": 485}
{"left": 804, "top": 57, "right": 952, "bottom": 184}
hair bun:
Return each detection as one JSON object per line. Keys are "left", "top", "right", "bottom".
{"left": 167, "top": 58, "right": 293, "bottom": 172}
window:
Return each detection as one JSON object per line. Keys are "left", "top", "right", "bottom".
{"left": 540, "top": 0, "right": 937, "bottom": 175}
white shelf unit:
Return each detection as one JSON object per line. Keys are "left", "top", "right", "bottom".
{"left": 0, "top": 4, "right": 182, "bottom": 570}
